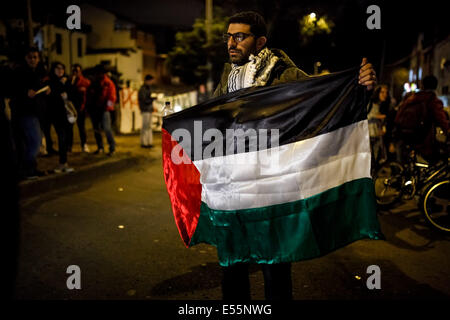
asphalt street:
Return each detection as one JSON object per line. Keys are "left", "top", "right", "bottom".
{"left": 14, "top": 142, "right": 450, "bottom": 300}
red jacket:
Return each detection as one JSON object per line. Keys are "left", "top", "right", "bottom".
{"left": 405, "top": 91, "right": 449, "bottom": 158}
{"left": 87, "top": 74, "right": 117, "bottom": 112}
{"left": 73, "top": 75, "right": 91, "bottom": 111}
{"left": 77, "top": 75, "right": 91, "bottom": 110}
{"left": 101, "top": 75, "right": 116, "bottom": 111}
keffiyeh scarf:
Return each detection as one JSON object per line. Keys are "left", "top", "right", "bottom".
{"left": 228, "top": 47, "right": 279, "bottom": 93}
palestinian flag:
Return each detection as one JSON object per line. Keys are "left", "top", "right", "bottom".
{"left": 162, "top": 67, "right": 383, "bottom": 267}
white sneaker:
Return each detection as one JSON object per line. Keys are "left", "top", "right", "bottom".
{"left": 82, "top": 144, "right": 90, "bottom": 153}
{"left": 54, "top": 163, "right": 75, "bottom": 173}
{"left": 64, "top": 165, "right": 75, "bottom": 173}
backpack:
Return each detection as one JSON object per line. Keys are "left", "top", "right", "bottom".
{"left": 394, "top": 95, "right": 432, "bottom": 142}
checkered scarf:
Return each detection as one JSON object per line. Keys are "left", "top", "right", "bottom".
{"left": 227, "top": 47, "right": 279, "bottom": 93}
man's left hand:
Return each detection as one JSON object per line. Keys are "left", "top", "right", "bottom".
{"left": 359, "top": 57, "right": 377, "bottom": 90}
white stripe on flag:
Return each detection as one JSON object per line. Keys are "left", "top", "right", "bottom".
{"left": 193, "top": 120, "right": 371, "bottom": 211}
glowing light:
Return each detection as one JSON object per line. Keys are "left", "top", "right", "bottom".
{"left": 404, "top": 82, "right": 418, "bottom": 93}
{"left": 415, "top": 163, "right": 428, "bottom": 168}
{"left": 174, "top": 105, "right": 183, "bottom": 112}
{"left": 118, "top": 225, "right": 125, "bottom": 229}
{"left": 404, "top": 83, "right": 410, "bottom": 92}
{"left": 355, "top": 275, "right": 361, "bottom": 280}
{"left": 127, "top": 289, "right": 136, "bottom": 296}
{"left": 309, "top": 12, "right": 316, "bottom": 19}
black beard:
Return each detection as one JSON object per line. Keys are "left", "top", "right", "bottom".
{"left": 230, "top": 57, "right": 248, "bottom": 66}
{"left": 229, "top": 50, "right": 250, "bottom": 66}
{"left": 228, "top": 45, "right": 258, "bottom": 65}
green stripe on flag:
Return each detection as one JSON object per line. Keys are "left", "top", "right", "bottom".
{"left": 190, "top": 177, "right": 383, "bottom": 266}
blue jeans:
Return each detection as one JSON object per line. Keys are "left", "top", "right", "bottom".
{"left": 92, "top": 110, "right": 115, "bottom": 152}
{"left": 19, "top": 116, "right": 41, "bottom": 175}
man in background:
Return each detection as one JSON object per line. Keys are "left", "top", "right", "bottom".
{"left": 86, "top": 65, "right": 117, "bottom": 156}
{"left": 10, "top": 47, "right": 49, "bottom": 179}
{"left": 395, "top": 75, "right": 449, "bottom": 163}
{"left": 68, "top": 64, "right": 91, "bottom": 153}
{"left": 138, "top": 74, "right": 155, "bottom": 148}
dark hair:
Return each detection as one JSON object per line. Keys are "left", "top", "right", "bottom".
{"left": 228, "top": 11, "right": 267, "bottom": 38}
{"left": 24, "top": 46, "right": 40, "bottom": 56}
{"left": 370, "top": 84, "right": 391, "bottom": 114}
{"left": 50, "top": 61, "right": 65, "bottom": 78}
{"left": 371, "top": 84, "right": 389, "bottom": 103}
{"left": 94, "top": 64, "right": 107, "bottom": 75}
{"left": 422, "top": 75, "right": 438, "bottom": 90}
{"left": 145, "top": 74, "right": 154, "bottom": 81}
{"left": 72, "top": 63, "right": 82, "bottom": 71}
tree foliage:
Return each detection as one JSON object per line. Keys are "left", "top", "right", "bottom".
{"left": 298, "top": 13, "right": 335, "bottom": 46}
{"left": 167, "top": 9, "right": 229, "bottom": 86}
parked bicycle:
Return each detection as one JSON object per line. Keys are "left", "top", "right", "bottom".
{"left": 374, "top": 144, "right": 449, "bottom": 232}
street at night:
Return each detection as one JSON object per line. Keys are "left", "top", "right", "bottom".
{"left": 1, "top": 0, "right": 449, "bottom": 312}
{"left": 14, "top": 133, "right": 450, "bottom": 300}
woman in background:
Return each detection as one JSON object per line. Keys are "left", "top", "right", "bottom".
{"left": 46, "top": 62, "right": 74, "bottom": 173}
{"left": 368, "top": 84, "right": 391, "bottom": 171}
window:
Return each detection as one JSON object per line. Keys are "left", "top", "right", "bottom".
{"left": 55, "top": 33, "right": 62, "bottom": 54}
{"left": 77, "top": 38, "right": 83, "bottom": 57}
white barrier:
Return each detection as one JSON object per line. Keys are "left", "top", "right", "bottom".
{"left": 118, "top": 88, "right": 199, "bottom": 133}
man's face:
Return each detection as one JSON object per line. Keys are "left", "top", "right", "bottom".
{"left": 72, "top": 66, "right": 81, "bottom": 77}
{"left": 25, "top": 51, "right": 40, "bottom": 69}
{"left": 226, "top": 23, "right": 257, "bottom": 65}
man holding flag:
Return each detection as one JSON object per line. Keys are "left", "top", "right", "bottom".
{"left": 162, "top": 11, "right": 381, "bottom": 300}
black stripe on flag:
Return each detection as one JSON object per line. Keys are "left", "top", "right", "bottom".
{"left": 163, "top": 67, "right": 369, "bottom": 161}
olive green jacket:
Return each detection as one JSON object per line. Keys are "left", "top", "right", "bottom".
{"left": 213, "top": 48, "right": 309, "bottom": 98}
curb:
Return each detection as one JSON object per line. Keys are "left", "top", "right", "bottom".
{"left": 19, "top": 153, "right": 150, "bottom": 199}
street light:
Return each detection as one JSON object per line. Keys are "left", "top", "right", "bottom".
{"left": 314, "top": 61, "right": 321, "bottom": 75}
{"left": 309, "top": 12, "right": 316, "bottom": 19}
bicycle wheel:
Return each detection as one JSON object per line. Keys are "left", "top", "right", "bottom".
{"left": 373, "top": 161, "right": 404, "bottom": 206}
{"left": 421, "top": 179, "right": 450, "bottom": 232}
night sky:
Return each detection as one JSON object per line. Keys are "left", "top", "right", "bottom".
{"left": 82, "top": 0, "right": 449, "bottom": 67}
{"left": 1, "top": 0, "right": 448, "bottom": 74}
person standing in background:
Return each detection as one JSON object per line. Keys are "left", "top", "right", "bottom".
{"left": 67, "top": 64, "right": 91, "bottom": 153}
{"left": 10, "top": 47, "right": 49, "bottom": 179}
{"left": 45, "top": 62, "right": 74, "bottom": 173}
{"left": 368, "top": 84, "right": 390, "bottom": 169}
{"left": 86, "top": 65, "right": 117, "bottom": 156}
{"left": 394, "top": 75, "right": 449, "bottom": 163}
{"left": 138, "top": 74, "right": 155, "bottom": 148}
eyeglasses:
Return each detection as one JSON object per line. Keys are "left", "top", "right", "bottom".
{"left": 222, "top": 32, "right": 254, "bottom": 43}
